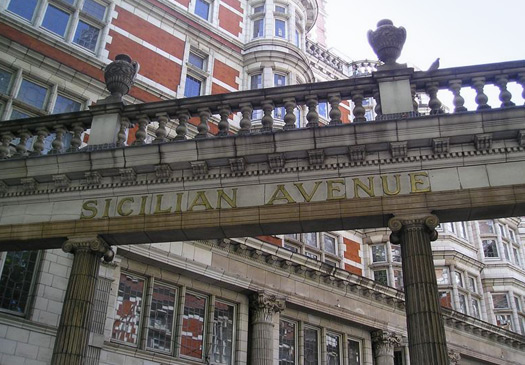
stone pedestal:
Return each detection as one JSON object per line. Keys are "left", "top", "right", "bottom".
{"left": 389, "top": 215, "right": 449, "bottom": 365}
{"left": 51, "top": 237, "right": 113, "bottom": 365}
{"left": 249, "top": 292, "right": 285, "bottom": 365}
{"left": 372, "top": 330, "right": 402, "bottom": 365}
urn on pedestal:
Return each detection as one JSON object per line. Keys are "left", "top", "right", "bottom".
{"left": 367, "top": 19, "right": 406, "bottom": 68}
{"left": 103, "top": 54, "right": 140, "bottom": 102}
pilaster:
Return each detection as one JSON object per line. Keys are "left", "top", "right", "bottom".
{"left": 389, "top": 215, "right": 449, "bottom": 365}
{"left": 371, "top": 330, "right": 402, "bottom": 365}
{"left": 51, "top": 236, "right": 113, "bottom": 365}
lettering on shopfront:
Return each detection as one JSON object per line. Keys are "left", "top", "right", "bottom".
{"left": 80, "top": 172, "right": 431, "bottom": 219}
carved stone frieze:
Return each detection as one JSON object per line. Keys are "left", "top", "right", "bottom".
{"left": 390, "top": 141, "right": 408, "bottom": 158}
{"left": 349, "top": 145, "right": 366, "bottom": 162}
{"left": 447, "top": 349, "right": 461, "bottom": 364}
{"left": 268, "top": 153, "right": 285, "bottom": 169}
{"left": 432, "top": 137, "right": 450, "bottom": 154}
{"left": 82, "top": 172, "right": 102, "bottom": 186}
{"left": 308, "top": 149, "right": 325, "bottom": 165}
{"left": 119, "top": 168, "right": 137, "bottom": 183}
{"left": 249, "top": 292, "right": 285, "bottom": 324}
{"left": 21, "top": 178, "right": 37, "bottom": 192}
{"left": 190, "top": 161, "right": 208, "bottom": 176}
{"left": 155, "top": 164, "right": 173, "bottom": 179}
{"left": 53, "top": 174, "right": 71, "bottom": 189}
{"left": 475, "top": 133, "right": 493, "bottom": 151}
{"left": 229, "top": 157, "right": 246, "bottom": 173}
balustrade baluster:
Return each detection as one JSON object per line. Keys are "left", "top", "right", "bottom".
{"left": 195, "top": 108, "right": 209, "bottom": 139}
{"left": 153, "top": 113, "right": 169, "bottom": 143}
{"left": 283, "top": 98, "right": 297, "bottom": 130}
{"left": 15, "top": 129, "right": 30, "bottom": 156}
{"left": 425, "top": 82, "right": 443, "bottom": 115}
{"left": 495, "top": 75, "right": 515, "bottom": 108}
{"left": 261, "top": 100, "right": 274, "bottom": 133}
{"left": 238, "top": 103, "right": 253, "bottom": 135}
{"left": 218, "top": 105, "right": 231, "bottom": 136}
{"left": 132, "top": 115, "right": 150, "bottom": 145}
{"left": 328, "top": 93, "right": 342, "bottom": 125}
{"left": 31, "top": 128, "right": 49, "bottom": 156}
{"left": 410, "top": 84, "right": 418, "bottom": 112}
{"left": 472, "top": 77, "right": 491, "bottom": 110}
{"left": 448, "top": 80, "right": 467, "bottom": 113}
{"left": 116, "top": 118, "right": 130, "bottom": 147}
{"left": 519, "top": 73, "right": 525, "bottom": 105}
{"left": 50, "top": 125, "right": 66, "bottom": 154}
{"left": 373, "top": 88, "right": 382, "bottom": 119}
{"left": 67, "top": 123, "right": 84, "bottom": 152}
{"left": 351, "top": 91, "right": 366, "bottom": 123}
{"left": 175, "top": 109, "right": 190, "bottom": 141}
{"left": 0, "top": 132, "right": 13, "bottom": 159}
{"left": 305, "top": 97, "right": 319, "bottom": 128}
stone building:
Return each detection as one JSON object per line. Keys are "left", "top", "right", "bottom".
{"left": 0, "top": 0, "right": 524, "bottom": 364}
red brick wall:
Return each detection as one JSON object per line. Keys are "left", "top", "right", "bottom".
{"left": 341, "top": 100, "right": 351, "bottom": 123}
{"left": 343, "top": 238, "right": 361, "bottom": 263}
{"left": 345, "top": 264, "right": 362, "bottom": 276}
{"left": 175, "top": 0, "right": 190, "bottom": 6}
{"left": 211, "top": 83, "right": 230, "bottom": 95}
{"left": 221, "top": 0, "right": 242, "bottom": 12}
{"left": 218, "top": 5, "right": 242, "bottom": 36}
{"left": 213, "top": 60, "right": 239, "bottom": 90}
{"left": 257, "top": 235, "right": 282, "bottom": 247}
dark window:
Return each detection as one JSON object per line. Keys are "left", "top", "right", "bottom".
{"left": 304, "top": 327, "right": 318, "bottom": 365}
{"left": 17, "top": 79, "right": 48, "bottom": 109}
{"left": 275, "top": 19, "right": 286, "bottom": 38}
{"left": 482, "top": 239, "right": 499, "bottom": 258}
{"left": 374, "top": 270, "right": 388, "bottom": 286}
{"left": 348, "top": 339, "right": 360, "bottom": 365}
{"left": 181, "top": 292, "right": 206, "bottom": 359}
{"left": 188, "top": 53, "right": 205, "bottom": 70}
{"left": 112, "top": 273, "right": 145, "bottom": 345}
{"left": 212, "top": 301, "right": 234, "bottom": 364}
{"left": 0, "top": 251, "right": 39, "bottom": 314}
{"left": 326, "top": 333, "right": 340, "bottom": 365}
{"left": 146, "top": 284, "right": 176, "bottom": 352}
{"left": 0, "top": 69, "right": 12, "bottom": 94}
{"left": 279, "top": 320, "right": 296, "bottom": 364}
{"left": 253, "top": 18, "right": 264, "bottom": 38}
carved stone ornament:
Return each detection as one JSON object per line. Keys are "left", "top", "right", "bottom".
{"left": 62, "top": 237, "right": 114, "bottom": 262}
{"left": 229, "top": 157, "right": 246, "bottom": 173}
{"left": 371, "top": 330, "right": 402, "bottom": 356}
{"left": 448, "top": 349, "right": 461, "bottom": 364}
{"left": 519, "top": 130, "right": 525, "bottom": 147}
{"left": 155, "top": 164, "right": 173, "bottom": 179}
{"left": 349, "top": 145, "right": 366, "bottom": 162}
{"left": 190, "top": 161, "right": 208, "bottom": 176}
{"left": 308, "top": 149, "right": 325, "bottom": 165}
{"left": 53, "top": 174, "right": 71, "bottom": 189}
{"left": 249, "top": 292, "right": 285, "bottom": 324}
{"left": 390, "top": 141, "right": 407, "bottom": 158}
{"left": 21, "top": 178, "right": 37, "bottom": 192}
{"left": 268, "top": 153, "right": 285, "bottom": 169}
{"left": 432, "top": 138, "right": 450, "bottom": 154}
{"left": 104, "top": 54, "right": 140, "bottom": 101}
{"left": 475, "top": 133, "right": 492, "bottom": 151}
{"left": 119, "top": 168, "right": 137, "bottom": 183}
{"left": 82, "top": 171, "right": 102, "bottom": 186}
{"left": 368, "top": 19, "right": 407, "bottom": 67}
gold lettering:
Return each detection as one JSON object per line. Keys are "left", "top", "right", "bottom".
{"left": 139, "top": 196, "right": 148, "bottom": 215}
{"left": 266, "top": 185, "right": 296, "bottom": 205}
{"left": 117, "top": 197, "right": 134, "bottom": 216}
{"left": 174, "top": 193, "right": 184, "bottom": 212}
{"left": 326, "top": 180, "right": 346, "bottom": 200}
{"left": 217, "top": 189, "right": 237, "bottom": 209}
{"left": 154, "top": 194, "right": 172, "bottom": 214}
{"left": 381, "top": 175, "right": 401, "bottom": 196}
{"left": 410, "top": 172, "right": 431, "bottom": 193}
{"left": 188, "top": 191, "right": 213, "bottom": 210}
{"left": 101, "top": 198, "right": 112, "bottom": 218}
{"left": 80, "top": 200, "right": 98, "bottom": 219}
{"left": 294, "top": 181, "right": 322, "bottom": 202}
{"left": 353, "top": 177, "right": 375, "bottom": 197}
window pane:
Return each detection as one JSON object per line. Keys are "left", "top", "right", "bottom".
{"left": 326, "top": 333, "right": 340, "bottom": 365}
{"left": 83, "top": 0, "right": 107, "bottom": 21}
{"left": 435, "top": 267, "right": 450, "bottom": 285}
{"left": 0, "top": 251, "right": 39, "bottom": 314}
{"left": 73, "top": 21, "right": 100, "bottom": 51}
{"left": 468, "top": 277, "right": 476, "bottom": 293}
{"left": 195, "top": 0, "right": 210, "bottom": 20}
{"left": 479, "top": 220, "right": 495, "bottom": 234}
{"left": 371, "top": 244, "right": 386, "bottom": 262}
{"left": 304, "top": 233, "right": 318, "bottom": 248}
{"left": 348, "top": 339, "right": 360, "bottom": 365}
{"left": 181, "top": 292, "right": 206, "bottom": 359}
{"left": 323, "top": 235, "right": 336, "bottom": 254}
{"left": 184, "top": 75, "right": 202, "bottom": 97}
{"left": 503, "top": 243, "right": 510, "bottom": 260}
{"left": 112, "top": 273, "right": 144, "bottom": 345}
{"left": 7, "top": 0, "right": 38, "bottom": 21}
{"left": 284, "top": 243, "right": 299, "bottom": 253}
{"left": 212, "top": 301, "right": 234, "bottom": 365}
{"left": 275, "top": 5, "right": 286, "bottom": 13}
{"left": 471, "top": 298, "right": 481, "bottom": 319}
{"left": 17, "top": 79, "right": 47, "bottom": 109}
{"left": 0, "top": 69, "right": 13, "bottom": 94}
{"left": 318, "top": 102, "right": 328, "bottom": 118}
{"left": 275, "top": 19, "right": 286, "bottom": 38}
{"left": 42, "top": 5, "right": 70, "bottom": 36}
{"left": 496, "top": 314, "right": 513, "bottom": 330}
{"left": 295, "top": 30, "right": 300, "bottom": 47}
{"left": 147, "top": 284, "right": 176, "bottom": 352}
{"left": 513, "top": 247, "right": 521, "bottom": 266}
{"left": 189, "top": 53, "right": 205, "bottom": 70}
{"left": 253, "top": 5, "right": 264, "bottom": 13}
{"left": 482, "top": 239, "right": 499, "bottom": 258}
{"left": 393, "top": 269, "right": 403, "bottom": 290}
{"left": 53, "top": 95, "right": 81, "bottom": 114}
{"left": 279, "top": 320, "right": 296, "bottom": 364}
{"left": 454, "top": 271, "right": 463, "bottom": 288}
{"left": 9, "top": 109, "right": 31, "bottom": 120}
{"left": 304, "top": 327, "right": 318, "bottom": 365}
{"left": 373, "top": 270, "right": 388, "bottom": 286}
{"left": 253, "top": 18, "right": 264, "bottom": 38}
{"left": 391, "top": 244, "right": 401, "bottom": 262}
{"left": 493, "top": 294, "right": 509, "bottom": 309}
{"left": 439, "top": 291, "right": 452, "bottom": 308}
{"left": 458, "top": 222, "right": 467, "bottom": 238}
{"left": 250, "top": 74, "right": 262, "bottom": 90}
{"left": 274, "top": 74, "right": 286, "bottom": 86}
{"left": 458, "top": 293, "right": 467, "bottom": 314}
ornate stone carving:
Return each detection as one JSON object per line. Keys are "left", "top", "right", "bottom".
{"left": 249, "top": 292, "right": 285, "bottom": 324}
{"left": 349, "top": 145, "right": 366, "bottom": 162}
{"left": 389, "top": 215, "right": 440, "bottom": 243}
{"left": 308, "top": 149, "right": 325, "bottom": 165}
{"left": 155, "top": 164, "right": 173, "bottom": 179}
{"left": 62, "top": 236, "right": 114, "bottom": 263}
{"left": 190, "top": 161, "right": 208, "bottom": 176}
{"left": 390, "top": 141, "right": 407, "bottom": 158}
{"left": 432, "top": 138, "right": 450, "bottom": 154}
{"left": 371, "top": 330, "right": 402, "bottom": 359}
{"left": 518, "top": 130, "right": 525, "bottom": 147}
{"left": 104, "top": 54, "right": 139, "bottom": 101}
{"left": 21, "top": 178, "right": 37, "bottom": 192}
{"left": 475, "top": 133, "right": 492, "bottom": 151}
{"left": 368, "top": 20, "right": 406, "bottom": 67}
{"left": 268, "top": 153, "right": 285, "bottom": 169}
{"left": 0, "top": 181, "right": 8, "bottom": 195}
{"left": 82, "top": 171, "right": 102, "bottom": 186}
{"left": 53, "top": 175, "right": 71, "bottom": 189}
{"left": 448, "top": 349, "right": 461, "bottom": 364}
{"left": 119, "top": 168, "right": 137, "bottom": 183}
{"left": 229, "top": 157, "right": 246, "bottom": 173}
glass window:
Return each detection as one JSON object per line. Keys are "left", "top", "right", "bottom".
{"left": 304, "top": 233, "right": 318, "bottom": 248}
{"left": 393, "top": 269, "right": 403, "bottom": 290}
{"left": 253, "top": 18, "right": 264, "bottom": 38}
{"left": 17, "top": 79, "right": 48, "bottom": 109}
{"left": 112, "top": 273, "right": 145, "bottom": 345}
{"left": 479, "top": 220, "right": 495, "bottom": 234}
{"left": 274, "top": 74, "right": 286, "bottom": 86}
{"left": 7, "top": 0, "right": 38, "bottom": 21}
{"left": 468, "top": 277, "right": 477, "bottom": 293}
{"left": 348, "top": 339, "right": 360, "bottom": 365}
{"left": 373, "top": 270, "right": 388, "bottom": 286}
{"left": 509, "top": 229, "right": 517, "bottom": 243}
{"left": 394, "top": 350, "right": 404, "bottom": 365}
{"left": 391, "top": 244, "right": 402, "bottom": 262}
{"left": 195, "top": 0, "right": 211, "bottom": 21}
{"left": 10, "top": 109, "right": 31, "bottom": 120}
{"left": 42, "top": 5, "right": 71, "bottom": 37}
{"left": 212, "top": 301, "right": 234, "bottom": 365}
{"left": 503, "top": 243, "right": 510, "bottom": 261}
{"left": 458, "top": 293, "right": 467, "bottom": 314}
{"left": 53, "top": 95, "right": 81, "bottom": 114}
{"left": 514, "top": 296, "right": 521, "bottom": 312}
{"left": 318, "top": 102, "right": 328, "bottom": 119}
{"left": 471, "top": 298, "right": 481, "bottom": 319}
{"left": 275, "top": 19, "right": 286, "bottom": 38}
{"left": 439, "top": 291, "right": 452, "bottom": 309}
{"left": 73, "top": 20, "right": 100, "bottom": 51}
{"left": 304, "top": 327, "right": 319, "bottom": 365}
{"left": 513, "top": 247, "right": 521, "bottom": 266}
{"left": 181, "top": 292, "right": 206, "bottom": 359}
{"left": 454, "top": 271, "right": 463, "bottom": 288}
{"left": 147, "top": 284, "right": 176, "bottom": 352}
{"left": 498, "top": 224, "right": 506, "bottom": 238}
{"left": 0, "top": 69, "right": 12, "bottom": 94}
{"left": 279, "top": 319, "right": 296, "bottom": 364}
{"left": 436, "top": 267, "right": 450, "bottom": 285}
{"left": 0, "top": 251, "right": 39, "bottom": 314}
{"left": 253, "top": 5, "right": 264, "bottom": 14}
{"left": 445, "top": 222, "right": 455, "bottom": 234}
{"left": 483, "top": 239, "right": 499, "bottom": 258}
{"left": 275, "top": 5, "right": 286, "bottom": 13}
{"left": 458, "top": 222, "right": 467, "bottom": 239}
{"left": 83, "top": 0, "right": 107, "bottom": 21}
{"left": 283, "top": 243, "right": 299, "bottom": 253}
{"left": 493, "top": 293, "right": 509, "bottom": 309}
{"left": 188, "top": 53, "right": 205, "bottom": 70}
{"left": 496, "top": 314, "right": 513, "bottom": 330}
{"left": 371, "top": 244, "right": 386, "bottom": 263}
{"left": 323, "top": 235, "right": 336, "bottom": 255}
{"left": 326, "top": 333, "right": 340, "bottom": 365}
{"left": 184, "top": 75, "right": 202, "bottom": 97}
{"left": 250, "top": 74, "right": 262, "bottom": 90}
{"left": 295, "top": 29, "right": 300, "bottom": 47}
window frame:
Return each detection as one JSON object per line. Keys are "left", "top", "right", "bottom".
{"left": 278, "top": 318, "right": 297, "bottom": 365}
{"left": 212, "top": 298, "right": 237, "bottom": 365}
{"left": 325, "top": 331, "right": 342, "bottom": 365}
{"left": 180, "top": 290, "right": 209, "bottom": 361}
{"left": 145, "top": 281, "right": 178, "bottom": 354}
{"left": 347, "top": 337, "right": 362, "bottom": 365}
{"left": 194, "top": 0, "right": 213, "bottom": 22}
{"left": 303, "top": 325, "right": 320, "bottom": 365}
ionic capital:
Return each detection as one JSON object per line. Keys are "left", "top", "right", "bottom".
{"left": 249, "top": 292, "right": 285, "bottom": 324}
{"left": 388, "top": 214, "right": 439, "bottom": 243}
{"left": 63, "top": 236, "right": 114, "bottom": 262}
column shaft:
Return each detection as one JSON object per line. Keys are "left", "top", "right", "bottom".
{"left": 389, "top": 216, "right": 448, "bottom": 365}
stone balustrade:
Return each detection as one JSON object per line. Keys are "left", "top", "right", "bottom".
{"left": 0, "top": 60, "right": 524, "bottom": 160}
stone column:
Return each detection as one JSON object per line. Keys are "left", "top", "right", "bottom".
{"left": 388, "top": 215, "right": 449, "bottom": 365}
{"left": 371, "top": 330, "right": 401, "bottom": 365}
{"left": 249, "top": 292, "right": 285, "bottom": 365}
{"left": 51, "top": 236, "right": 114, "bottom": 365}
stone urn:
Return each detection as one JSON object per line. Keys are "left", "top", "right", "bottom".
{"left": 367, "top": 19, "right": 406, "bottom": 67}
{"left": 104, "top": 54, "right": 140, "bottom": 100}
